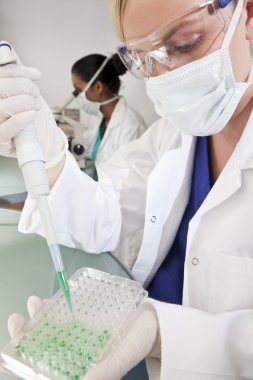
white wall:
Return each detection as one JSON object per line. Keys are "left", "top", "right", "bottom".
{"left": 0, "top": 0, "right": 158, "bottom": 126}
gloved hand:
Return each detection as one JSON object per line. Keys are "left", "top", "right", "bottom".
{"left": 0, "top": 63, "right": 68, "bottom": 172}
{"left": 85, "top": 301, "right": 160, "bottom": 380}
{"left": 0, "top": 296, "right": 47, "bottom": 373}
{"left": 1, "top": 296, "right": 161, "bottom": 380}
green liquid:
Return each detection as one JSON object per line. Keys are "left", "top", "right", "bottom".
{"left": 57, "top": 271, "right": 73, "bottom": 312}
{"left": 16, "top": 320, "right": 112, "bottom": 380}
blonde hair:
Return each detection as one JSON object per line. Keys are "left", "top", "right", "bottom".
{"left": 109, "top": 0, "right": 128, "bottom": 41}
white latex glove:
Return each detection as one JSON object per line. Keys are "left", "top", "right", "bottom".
{"left": 0, "top": 63, "right": 68, "bottom": 169}
{"left": 84, "top": 301, "right": 161, "bottom": 380}
{"left": 7, "top": 296, "right": 46, "bottom": 338}
{"left": 0, "top": 296, "right": 46, "bottom": 373}
{"left": 1, "top": 296, "right": 161, "bottom": 380}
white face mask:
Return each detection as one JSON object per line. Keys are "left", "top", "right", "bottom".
{"left": 76, "top": 56, "right": 119, "bottom": 116}
{"left": 145, "top": 0, "right": 251, "bottom": 136}
{"left": 77, "top": 91, "right": 118, "bottom": 116}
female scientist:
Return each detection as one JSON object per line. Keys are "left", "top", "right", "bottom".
{"left": 1, "top": 0, "right": 253, "bottom": 379}
{"left": 72, "top": 53, "right": 147, "bottom": 164}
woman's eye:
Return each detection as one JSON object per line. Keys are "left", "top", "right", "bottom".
{"left": 175, "top": 36, "right": 202, "bottom": 54}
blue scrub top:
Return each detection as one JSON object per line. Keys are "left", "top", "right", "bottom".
{"left": 147, "top": 137, "right": 211, "bottom": 304}
{"left": 91, "top": 118, "right": 106, "bottom": 162}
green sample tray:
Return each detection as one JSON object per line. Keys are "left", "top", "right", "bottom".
{"left": 1, "top": 267, "right": 147, "bottom": 380}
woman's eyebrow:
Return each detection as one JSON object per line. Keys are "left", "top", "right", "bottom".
{"left": 153, "top": 19, "right": 202, "bottom": 46}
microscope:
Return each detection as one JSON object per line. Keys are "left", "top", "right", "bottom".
{"left": 52, "top": 91, "right": 86, "bottom": 169}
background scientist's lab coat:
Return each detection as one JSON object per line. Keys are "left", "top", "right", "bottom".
{"left": 82, "top": 96, "right": 147, "bottom": 164}
{"left": 19, "top": 112, "right": 253, "bottom": 379}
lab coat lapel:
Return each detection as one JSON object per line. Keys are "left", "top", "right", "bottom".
{"left": 191, "top": 110, "right": 253, "bottom": 220}
{"left": 132, "top": 133, "right": 195, "bottom": 285}
{"left": 185, "top": 111, "right": 253, "bottom": 282}
{"left": 193, "top": 148, "right": 241, "bottom": 219}
{"left": 97, "top": 98, "right": 123, "bottom": 153}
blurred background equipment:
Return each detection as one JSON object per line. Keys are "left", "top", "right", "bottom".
{"left": 52, "top": 91, "right": 87, "bottom": 169}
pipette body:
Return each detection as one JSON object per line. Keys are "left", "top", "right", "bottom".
{"left": 0, "top": 42, "right": 72, "bottom": 312}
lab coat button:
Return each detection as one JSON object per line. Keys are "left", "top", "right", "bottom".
{"left": 150, "top": 216, "right": 156, "bottom": 223}
{"left": 191, "top": 258, "right": 199, "bottom": 266}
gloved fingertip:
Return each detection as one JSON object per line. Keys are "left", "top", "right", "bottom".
{"left": 7, "top": 313, "right": 26, "bottom": 338}
{"left": 0, "top": 64, "right": 41, "bottom": 80}
{"left": 27, "top": 295, "right": 43, "bottom": 318}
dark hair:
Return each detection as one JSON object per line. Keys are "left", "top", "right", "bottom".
{"left": 71, "top": 53, "right": 127, "bottom": 94}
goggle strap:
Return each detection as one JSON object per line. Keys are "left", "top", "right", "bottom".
{"left": 222, "top": 0, "right": 244, "bottom": 47}
{"left": 84, "top": 56, "right": 111, "bottom": 93}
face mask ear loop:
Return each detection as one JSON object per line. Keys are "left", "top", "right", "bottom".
{"left": 100, "top": 94, "right": 120, "bottom": 106}
{"left": 83, "top": 55, "right": 111, "bottom": 95}
{"left": 221, "top": 0, "right": 244, "bottom": 48}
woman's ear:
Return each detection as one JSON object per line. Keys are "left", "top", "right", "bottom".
{"left": 94, "top": 80, "right": 104, "bottom": 95}
{"left": 245, "top": 0, "right": 253, "bottom": 39}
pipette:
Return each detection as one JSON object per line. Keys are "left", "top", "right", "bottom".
{"left": 0, "top": 42, "right": 72, "bottom": 312}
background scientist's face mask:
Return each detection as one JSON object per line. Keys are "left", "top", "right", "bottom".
{"left": 77, "top": 57, "right": 119, "bottom": 116}
{"left": 144, "top": 0, "right": 251, "bottom": 136}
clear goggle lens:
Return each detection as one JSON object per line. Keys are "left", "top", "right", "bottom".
{"left": 117, "top": 0, "right": 233, "bottom": 79}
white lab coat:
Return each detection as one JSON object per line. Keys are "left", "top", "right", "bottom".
{"left": 19, "top": 112, "right": 253, "bottom": 379}
{"left": 81, "top": 96, "right": 147, "bottom": 164}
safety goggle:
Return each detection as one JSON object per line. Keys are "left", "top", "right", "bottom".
{"left": 117, "top": 0, "right": 233, "bottom": 79}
